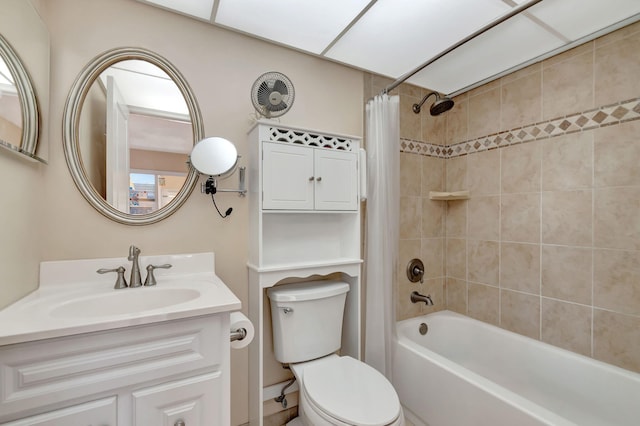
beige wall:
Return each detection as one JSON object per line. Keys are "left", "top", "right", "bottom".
{"left": 396, "top": 21, "right": 640, "bottom": 374}
{"left": 0, "top": 0, "right": 363, "bottom": 424}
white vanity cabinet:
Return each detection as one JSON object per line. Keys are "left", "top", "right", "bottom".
{"left": 0, "top": 314, "right": 230, "bottom": 426}
{"left": 262, "top": 142, "right": 358, "bottom": 211}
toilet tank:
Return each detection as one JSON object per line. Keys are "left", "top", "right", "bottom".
{"left": 267, "top": 280, "right": 350, "bottom": 364}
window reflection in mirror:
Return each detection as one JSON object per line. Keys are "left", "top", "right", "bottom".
{"left": 78, "top": 60, "right": 192, "bottom": 215}
{"left": 0, "top": 55, "right": 22, "bottom": 147}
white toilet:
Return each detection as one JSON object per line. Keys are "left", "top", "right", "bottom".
{"left": 268, "top": 280, "right": 404, "bottom": 426}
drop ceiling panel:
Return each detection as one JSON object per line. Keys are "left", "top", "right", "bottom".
{"left": 139, "top": 0, "right": 214, "bottom": 20}
{"left": 525, "top": 0, "right": 640, "bottom": 40}
{"left": 408, "top": 14, "right": 564, "bottom": 94}
{"left": 214, "top": 0, "right": 372, "bottom": 54}
{"left": 325, "top": 0, "right": 512, "bottom": 78}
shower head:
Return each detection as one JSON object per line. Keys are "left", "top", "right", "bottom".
{"left": 412, "top": 92, "right": 455, "bottom": 116}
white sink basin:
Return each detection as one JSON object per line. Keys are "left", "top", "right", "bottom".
{"left": 50, "top": 288, "right": 201, "bottom": 318}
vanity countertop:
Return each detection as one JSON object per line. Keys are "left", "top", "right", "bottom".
{"left": 0, "top": 252, "right": 241, "bottom": 346}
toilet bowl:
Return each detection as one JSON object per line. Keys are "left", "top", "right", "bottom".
{"left": 290, "top": 355, "right": 404, "bottom": 426}
{"left": 268, "top": 280, "right": 404, "bottom": 426}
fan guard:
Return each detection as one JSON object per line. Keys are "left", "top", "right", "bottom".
{"left": 251, "top": 71, "right": 295, "bottom": 118}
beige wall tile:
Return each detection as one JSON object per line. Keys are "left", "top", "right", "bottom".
{"left": 423, "top": 278, "right": 445, "bottom": 314}
{"left": 543, "top": 41, "right": 593, "bottom": 68}
{"left": 594, "top": 120, "right": 640, "bottom": 188}
{"left": 446, "top": 238, "right": 466, "bottom": 280}
{"left": 501, "top": 193, "right": 541, "bottom": 243}
{"left": 594, "top": 249, "right": 640, "bottom": 316}
{"left": 543, "top": 51, "right": 594, "bottom": 120}
{"left": 502, "top": 71, "right": 542, "bottom": 131}
{"left": 400, "top": 196, "right": 422, "bottom": 240}
{"left": 422, "top": 198, "right": 444, "bottom": 238}
{"left": 541, "top": 298, "right": 592, "bottom": 356}
{"left": 541, "top": 132, "right": 593, "bottom": 191}
{"left": 501, "top": 290, "right": 540, "bottom": 339}
{"left": 541, "top": 245, "right": 592, "bottom": 305}
{"left": 446, "top": 278, "right": 467, "bottom": 314}
{"left": 594, "top": 20, "right": 640, "bottom": 49}
{"left": 400, "top": 94, "right": 422, "bottom": 140}
{"left": 399, "top": 82, "right": 422, "bottom": 98}
{"left": 594, "top": 187, "right": 640, "bottom": 250}
{"left": 446, "top": 95, "right": 468, "bottom": 144}
{"left": 501, "top": 63, "right": 541, "bottom": 84}
{"left": 422, "top": 238, "right": 444, "bottom": 279}
{"left": 422, "top": 156, "right": 445, "bottom": 195}
{"left": 595, "top": 30, "right": 640, "bottom": 106}
{"left": 593, "top": 309, "right": 640, "bottom": 373}
{"left": 541, "top": 190, "right": 593, "bottom": 246}
{"left": 500, "top": 242, "right": 540, "bottom": 294}
{"left": 397, "top": 279, "right": 423, "bottom": 321}
{"left": 468, "top": 87, "right": 501, "bottom": 139}
{"left": 467, "top": 196, "right": 500, "bottom": 241}
{"left": 400, "top": 153, "right": 422, "bottom": 196}
{"left": 467, "top": 149, "right": 500, "bottom": 196}
{"left": 446, "top": 155, "right": 467, "bottom": 192}
{"left": 422, "top": 113, "right": 447, "bottom": 145}
{"left": 501, "top": 141, "right": 541, "bottom": 194}
{"left": 446, "top": 200, "right": 467, "bottom": 238}
{"left": 468, "top": 282, "right": 499, "bottom": 326}
{"left": 468, "top": 240, "right": 499, "bottom": 286}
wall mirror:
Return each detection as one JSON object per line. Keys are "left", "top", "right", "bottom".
{"left": 63, "top": 47, "right": 204, "bottom": 225}
{"left": 190, "top": 137, "right": 239, "bottom": 177}
{"left": 0, "top": 30, "right": 42, "bottom": 163}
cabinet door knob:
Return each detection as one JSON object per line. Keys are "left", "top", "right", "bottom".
{"left": 175, "top": 420, "right": 186, "bottom": 426}
{"left": 316, "top": 177, "right": 322, "bottom": 182}
{"left": 308, "top": 176, "right": 314, "bottom": 181}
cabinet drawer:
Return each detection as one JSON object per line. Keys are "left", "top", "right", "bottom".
{"left": 3, "top": 397, "right": 116, "bottom": 426}
{"left": 133, "top": 372, "right": 224, "bottom": 426}
{"left": 0, "top": 315, "right": 226, "bottom": 421}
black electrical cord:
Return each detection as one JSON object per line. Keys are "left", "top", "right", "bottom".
{"left": 210, "top": 192, "right": 233, "bottom": 219}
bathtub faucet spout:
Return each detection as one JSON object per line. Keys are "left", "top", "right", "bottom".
{"left": 411, "top": 291, "right": 434, "bottom": 306}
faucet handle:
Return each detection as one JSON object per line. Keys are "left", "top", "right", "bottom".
{"left": 144, "top": 264, "right": 172, "bottom": 286}
{"left": 97, "top": 266, "right": 128, "bottom": 289}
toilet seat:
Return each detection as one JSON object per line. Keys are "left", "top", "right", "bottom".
{"left": 301, "top": 356, "right": 402, "bottom": 426}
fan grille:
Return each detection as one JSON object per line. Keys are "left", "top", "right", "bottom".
{"left": 251, "top": 71, "right": 295, "bottom": 118}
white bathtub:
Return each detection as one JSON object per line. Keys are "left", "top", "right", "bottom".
{"left": 393, "top": 310, "right": 640, "bottom": 426}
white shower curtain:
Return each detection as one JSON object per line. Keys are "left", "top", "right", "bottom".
{"left": 365, "top": 94, "right": 399, "bottom": 378}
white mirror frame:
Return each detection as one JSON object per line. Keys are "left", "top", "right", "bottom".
{"left": 63, "top": 47, "right": 204, "bottom": 225}
{"left": 0, "top": 33, "right": 42, "bottom": 163}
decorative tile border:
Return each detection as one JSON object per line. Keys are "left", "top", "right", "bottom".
{"left": 401, "top": 97, "right": 640, "bottom": 158}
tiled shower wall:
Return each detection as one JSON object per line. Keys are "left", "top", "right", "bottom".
{"left": 369, "top": 20, "right": 640, "bottom": 373}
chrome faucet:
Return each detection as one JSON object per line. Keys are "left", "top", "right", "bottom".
{"left": 128, "top": 245, "right": 142, "bottom": 288}
{"left": 411, "top": 291, "right": 434, "bottom": 306}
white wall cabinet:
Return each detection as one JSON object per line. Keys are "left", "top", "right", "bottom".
{"left": 262, "top": 142, "right": 358, "bottom": 211}
{"left": 0, "top": 315, "right": 230, "bottom": 426}
{"left": 247, "top": 121, "right": 363, "bottom": 425}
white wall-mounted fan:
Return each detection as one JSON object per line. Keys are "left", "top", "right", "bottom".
{"left": 250, "top": 71, "right": 295, "bottom": 118}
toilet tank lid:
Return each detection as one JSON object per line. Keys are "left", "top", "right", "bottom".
{"left": 267, "top": 280, "right": 349, "bottom": 302}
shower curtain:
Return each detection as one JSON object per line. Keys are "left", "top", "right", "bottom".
{"left": 365, "top": 94, "right": 399, "bottom": 378}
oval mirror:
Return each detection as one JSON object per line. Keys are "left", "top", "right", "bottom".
{"left": 190, "top": 137, "right": 238, "bottom": 177}
{"left": 63, "top": 47, "right": 204, "bottom": 225}
{"left": 0, "top": 33, "right": 42, "bottom": 162}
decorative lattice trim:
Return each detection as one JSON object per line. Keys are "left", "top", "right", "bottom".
{"left": 268, "top": 126, "right": 356, "bottom": 151}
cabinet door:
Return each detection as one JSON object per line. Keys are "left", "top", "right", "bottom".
{"left": 132, "top": 372, "right": 223, "bottom": 426}
{"left": 262, "top": 142, "right": 314, "bottom": 210}
{"left": 4, "top": 397, "right": 116, "bottom": 426}
{"left": 314, "top": 149, "right": 358, "bottom": 211}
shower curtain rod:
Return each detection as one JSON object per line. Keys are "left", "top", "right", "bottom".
{"left": 381, "top": 0, "right": 544, "bottom": 96}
